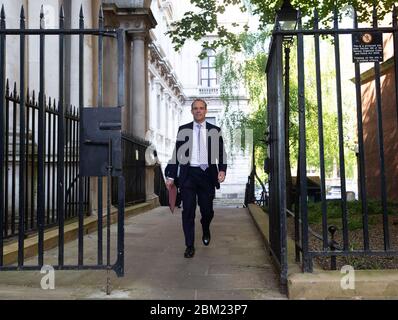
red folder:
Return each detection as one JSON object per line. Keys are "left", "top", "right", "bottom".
{"left": 167, "top": 183, "right": 177, "bottom": 213}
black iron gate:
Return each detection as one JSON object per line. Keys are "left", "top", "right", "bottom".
{"left": 266, "top": 3, "right": 398, "bottom": 286}
{"left": 265, "top": 28, "right": 288, "bottom": 291}
{"left": 0, "top": 5, "right": 125, "bottom": 277}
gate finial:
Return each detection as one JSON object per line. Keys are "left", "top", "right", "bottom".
{"left": 20, "top": 5, "right": 25, "bottom": 20}
{"left": 333, "top": 5, "right": 338, "bottom": 28}
{"left": 372, "top": 3, "right": 378, "bottom": 27}
{"left": 80, "top": 5, "right": 84, "bottom": 19}
{"left": 99, "top": 5, "right": 104, "bottom": 20}
{"left": 313, "top": 8, "right": 319, "bottom": 29}
{"left": 1, "top": 5, "right": 5, "bottom": 20}
{"left": 60, "top": 5, "right": 64, "bottom": 19}
{"left": 40, "top": 5, "right": 45, "bottom": 29}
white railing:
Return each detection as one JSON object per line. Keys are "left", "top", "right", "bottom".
{"left": 198, "top": 87, "right": 219, "bottom": 96}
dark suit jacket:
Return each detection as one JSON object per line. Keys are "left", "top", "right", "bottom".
{"left": 165, "top": 121, "right": 227, "bottom": 190}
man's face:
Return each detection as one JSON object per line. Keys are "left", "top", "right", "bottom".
{"left": 191, "top": 100, "right": 207, "bottom": 123}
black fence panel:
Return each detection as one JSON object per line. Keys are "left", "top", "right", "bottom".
{"left": 0, "top": 5, "right": 125, "bottom": 281}
{"left": 1, "top": 82, "right": 88, "bottom": 240}
{"left": 266, "top": 3, "right": 398, "bottom": 276}
{"left": 112, "top": 134, "right": 147, "bottom": 206}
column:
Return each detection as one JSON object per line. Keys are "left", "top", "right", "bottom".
{"left": 130, "top": 32, "right": 146, "bottom": 137}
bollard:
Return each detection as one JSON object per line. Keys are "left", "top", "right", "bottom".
{"left": 328, "top": 225, "right": 337, "bottom": 270}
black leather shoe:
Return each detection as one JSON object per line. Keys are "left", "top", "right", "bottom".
{"left": 184, "top": 246, "right": 195, "bottom": 258}
{"left": 202, "top": 231, "right": 211, "bottom": 246}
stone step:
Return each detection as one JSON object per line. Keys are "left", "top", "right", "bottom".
{"left": 213, "top": 198, "right": 245, "bottom": 207}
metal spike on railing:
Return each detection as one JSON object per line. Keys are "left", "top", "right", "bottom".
{"left": 353, "top": 7, "right": 358, "bottom": 28}
{"left": 60, "top": 4, "right": 64, "bottom": 19}
{"left": 32, "top": 90, "right": 36, "bottom": 104}
{"left": 99, "top": 4, "right": 104, "bottom": 20}
{"left": 5, "top": 78, "right": 9, "bottom": 95}
{"left": 372, "top": 3, "right": 378, "bottom": 28}
{"left": 80, "top": 5, "right": 84, "bottom": 19}
{"left": 13, "top": 82, "right": 17, "bottom": 97}
{"left": 297, "top": 9, "right": 302, "bottom": 29}
{"left": 20, "top": 5, "right": 25, "bottom": 20}
{"left": 40, "top": 5, "right": 45, "bottom": 29}
{"left": 314, "top": 8, "right": 319, "bottom": 29}
{"left": 1, "top": 4, "right": 5, "bottom": 21}
{"left": 53, "top": 98, "right": 56, "bottom": 111}
{"left": 333, "top": 6, "right": 338, "bottom": 28}
{"left": 26, "top": 86, "right": 29, "bottom": 101}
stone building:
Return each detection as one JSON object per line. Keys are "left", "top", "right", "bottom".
{"left": 359, "top": 33, "right": 398, "bottom": 201}
{"left": 0, "top": 0, "right": 252, "bottom": 212}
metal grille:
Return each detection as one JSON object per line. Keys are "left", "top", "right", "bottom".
{"left": 0, "top": 4, "right": 125, "bottom": 278}
{"left": 266, "top": 4, "right": 398, "bottom": 280}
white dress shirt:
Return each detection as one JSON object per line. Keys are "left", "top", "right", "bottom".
{"left": 190, "top": 120, "right": 208, "bottom": 167}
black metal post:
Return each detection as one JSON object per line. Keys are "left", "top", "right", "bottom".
{"left": 52, "top": 99, "right": 56, "bottom": 223}
{"left": 78, "top": 5, "right": 84, "bottom": 266}
{"left": 4, "top": 80, "right": 9, "bottom": 238}
{"left": 372, "top": 6, "right": 390, "bottom": 250}
{"left": 97, "top": 5, "right": 104, "bottom": 266}
{"left": 18, "top": 5, "right": 26, "bottom": 267}
{"left": 333, "top": 7, "right": 349, "bottom": 251}
{"left": 314, "top": 8, "right": 328, "bottom": 251}
{"left": 328, "top": 225, "right": 337, "bottom": 270}
{"left": 24, "top": 88, "right": 29, "bottom": 230}
{"left": 0, "top": 4, "right": 5, "bottom": 266}
{"left": 115, "top": 28, "right": 125, "bottom": 277}
{"left": 30, "top": 90, "right": 35, "bottom": 229}
{"left": 297, "top": 10, "right": 311, "bottom": 272}
{"left": 58, "top": 4, "right": 65, "bottom": 267}
{"left": 11, "top": 82, "right": 16, "bottom": 236}
{"left": 46, "top": 97, "right": 52, "bottom": 225}
{"left": 37, "top": 5, "right": 46, "bottom": 267}
{"left": 353, "top": 9, "right": 370, "bottom": 251}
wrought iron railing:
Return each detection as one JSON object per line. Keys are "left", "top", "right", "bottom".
{"left": 266, "top": 4, "right": 398, "bottom": 274}
{"left": 2, "top": 80, "right": 89, "bottom": 240}
{"left": 112, "top": 133, "right": 148, "bottom": 206}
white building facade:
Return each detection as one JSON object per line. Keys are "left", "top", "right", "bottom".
{"left": 1, "top": 0, "right": 252, "bottom": 206}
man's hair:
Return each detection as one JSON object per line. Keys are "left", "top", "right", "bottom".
{"left": 191, "top": 98, "right": 207, "bottom": 110}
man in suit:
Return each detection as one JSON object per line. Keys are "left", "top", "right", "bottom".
{"left": 165, "top": 98, "right": 227, "bottom": 258}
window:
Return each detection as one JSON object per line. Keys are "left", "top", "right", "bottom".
{"left": 206, "top": 117, "right": 216, "bottom": 125}
{"left": 200, "top": 49, "right": 217, "bottom": 87}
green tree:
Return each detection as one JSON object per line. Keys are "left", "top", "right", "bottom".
{"left": 167, "top": 0, "right": 380, "bottom": 204}
{"left": 167, "top": 0, "right": 396, "bottom": 54}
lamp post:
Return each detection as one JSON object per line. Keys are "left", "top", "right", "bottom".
{"left": 276, "top": 0, "right": 298, "bottom": 210}
{"left": 276, "top": 0, "right": 298, "bottom": 31}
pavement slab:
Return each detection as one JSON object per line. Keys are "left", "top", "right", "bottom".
{"left": 0, "top": 206, "right": 286, "bottom": 300}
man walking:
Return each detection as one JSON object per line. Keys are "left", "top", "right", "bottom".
{"left": 165, "top": 98, "right": 227, "bottom": 258}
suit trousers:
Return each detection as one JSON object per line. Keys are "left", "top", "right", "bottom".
{"left": 181, "top": 167, "right": 215, "bottom": 247}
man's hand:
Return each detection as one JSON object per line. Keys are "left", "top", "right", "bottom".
{"left": 218, "top": 171, "right": 226, "bottom": 183}
{"left": 166, "top": 178, "right": 174, "bottom": 189}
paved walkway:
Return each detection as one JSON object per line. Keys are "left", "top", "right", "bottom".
{"left": 0, "top": 206, "right": 286, "bottom": 300}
